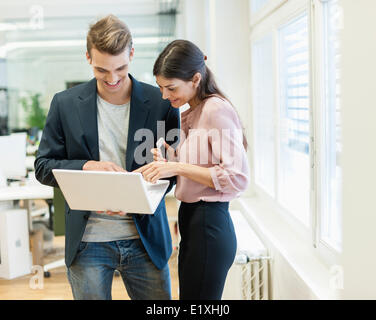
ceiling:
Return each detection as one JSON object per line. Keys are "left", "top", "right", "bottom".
{"left": 0, "top": 0, "right": 180, "bottom": 58}
{"left": 0, "top": 0, "right": 167, "bottom": 20}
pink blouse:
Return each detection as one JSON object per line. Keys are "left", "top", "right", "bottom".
{"left": 175, "top": 96, "right": 250, "bottom": 203}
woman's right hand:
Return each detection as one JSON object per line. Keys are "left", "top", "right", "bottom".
{"left": 151, "top": 147, "right": 166, "bottom": 162}
{"left": 151, "top": 141, "right": 175, "bottom": 162}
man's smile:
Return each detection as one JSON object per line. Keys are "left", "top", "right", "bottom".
{"left": 104, "top": 79, "right": 121, "bottom": 88}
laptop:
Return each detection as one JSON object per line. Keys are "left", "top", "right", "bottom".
{"left": 52, "top": 169, "right": 170, "bottom": 214}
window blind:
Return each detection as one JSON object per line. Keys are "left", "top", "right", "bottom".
{"left": 279, "top": 14, "right": 310, "bottom": 155}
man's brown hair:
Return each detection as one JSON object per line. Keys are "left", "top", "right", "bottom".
{"left": 87, "top": 14, "right": 133, "bottom": 56}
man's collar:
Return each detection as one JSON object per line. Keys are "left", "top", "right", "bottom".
{"left": 78, "top": 78, "right": 97, "bottom": 101}
{"left": 129, "top": 73, "right": 149, "bottom": 105}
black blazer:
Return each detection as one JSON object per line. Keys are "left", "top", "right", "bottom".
{"left": 35, "top": 74, "right": 180, "bottom": 269}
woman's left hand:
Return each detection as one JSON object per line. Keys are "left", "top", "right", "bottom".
{"left": 133, "top": 161, "right": 180, "bottom": 183}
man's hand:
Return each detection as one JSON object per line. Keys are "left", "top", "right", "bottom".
{"left": 83, "top": 160, "right": 128, "bottom": 216}
{"left": 96, "top": 210, "right": 127, "bottom": 216}
{"left": 83, "top": 160, "right": 126, "bottom": 172}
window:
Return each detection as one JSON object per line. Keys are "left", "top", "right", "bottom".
{"left": 249, "top": 0, "right": 343, "bottom": 260}
{"left": 278, "top": 13, "right": 310, "bottom": 226}
{"left": 252, "top": 34, "right": 275, "bottom": 197}
{"left": 319, "top": 0, "right": 342, "bottom": 251}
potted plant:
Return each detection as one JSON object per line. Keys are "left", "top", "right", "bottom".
{"left": 20, "top": 92, "right": 46, "bottom": 130}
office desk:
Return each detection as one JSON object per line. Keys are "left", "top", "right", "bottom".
{"left": 0, "top": 183, "right": 53, "bottom": 279}
{"left": 0, "top": 184, "right": 53, "bottom": 231}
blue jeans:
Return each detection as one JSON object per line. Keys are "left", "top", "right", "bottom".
{"left": 67, "top": 239, "right": 171, "bottom": 300}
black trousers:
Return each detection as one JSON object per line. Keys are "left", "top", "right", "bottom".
{"left": 178, "top": 201, "right": 237, "bottom": 300}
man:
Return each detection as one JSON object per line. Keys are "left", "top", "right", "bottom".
{"left": 35, "top": 14, "right": 179, "bottom": 300}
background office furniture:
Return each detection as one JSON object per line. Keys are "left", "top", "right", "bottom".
{"left": 0, "top": 207, "right": 31, "bottom": 279}
{"left": 0, "top": 183, "right": 53, "bottom": 279}
{"left": 0, "top": 184, "right": 53, "bottom": 231}
{"left": 0, "top": 133, "right": 27, "bottom": 187}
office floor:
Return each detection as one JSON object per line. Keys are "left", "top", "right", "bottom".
{"left": 0, "top": 198, "right": 180, "bottom": 300}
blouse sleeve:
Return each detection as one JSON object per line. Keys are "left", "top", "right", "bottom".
{"left": 203, "top": 99, "right": 250, "bottom": 195}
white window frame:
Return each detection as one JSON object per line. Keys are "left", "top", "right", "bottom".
{"left": 310, "top": 0, "right": 341, "bottom": 266}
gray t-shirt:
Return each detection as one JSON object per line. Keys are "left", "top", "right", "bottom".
{"left": 81, "top": 95, "right": 139, "bottom": 242}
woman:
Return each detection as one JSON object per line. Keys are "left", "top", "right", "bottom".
{"left": 135, "top": 39, "right": 250, "bottom": 300}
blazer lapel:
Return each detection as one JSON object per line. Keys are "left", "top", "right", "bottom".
{"left": 126, "top": 74, "right": 150, "bottom": 171}
{"left": 77, "top": 78, "right": 100, "bottom": 161}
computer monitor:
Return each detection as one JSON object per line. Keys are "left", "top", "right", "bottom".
{"left": 0, "top": 133, "right": 27, "bottom": 185}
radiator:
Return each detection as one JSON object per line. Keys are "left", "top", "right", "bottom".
{"left": 222, "top": 210, "right": 270, "bottom": 300}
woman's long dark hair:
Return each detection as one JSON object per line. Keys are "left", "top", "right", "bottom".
{"left": 153, "top": 39, "right": 248, "bottom": 150}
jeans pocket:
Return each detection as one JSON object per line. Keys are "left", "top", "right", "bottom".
{"left": 76, "top": 241, "right": 89, "bottom": 259}
{"left": 131, "top": 239, "right": 149, "bottom": 260}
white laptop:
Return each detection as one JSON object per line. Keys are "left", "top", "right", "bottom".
{"left": 52, "top": 169, "right": 170, "bottom": 214}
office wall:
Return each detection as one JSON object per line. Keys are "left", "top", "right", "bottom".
{"left": 183, "top": 0, "right": 252, "bottom": 139}
{"left": 340, "top": 0, "right": 376, "bottom": 299}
